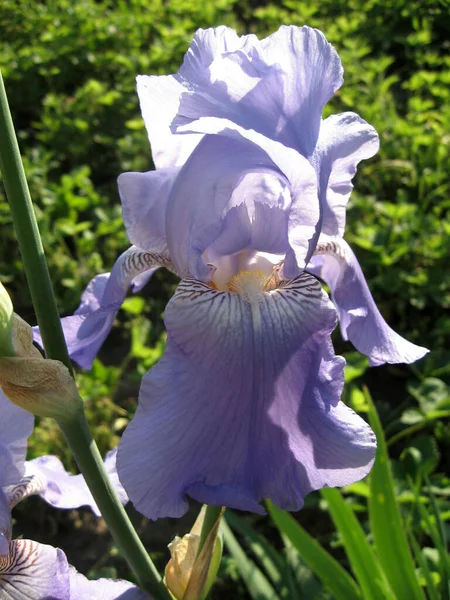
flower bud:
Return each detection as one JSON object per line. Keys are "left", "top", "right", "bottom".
{"left": 164, "top": 506, "right": 224, "bottom": 600}
{"left": 0, "top": 316, "right": 82, "bottom": 422}
{"left": 0, "top": 283, "right": 15, "bottom": 358}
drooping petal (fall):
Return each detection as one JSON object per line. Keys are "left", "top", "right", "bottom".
{"left": 118, "top": 274, "right": 375, "bottom": 520}
{"left": 0, "top": 539, "right": 149, "bottom": 600}
{"left": 0, "top": 490, "right": 11, "bottom": 556}
{"left": 5, "top": 448, "right": 127, "bottom": 517}
{"left": 69, "top": 566, "right": 151, "bottom": 599}
{"left": 307, "top": 237, "right": 429, "bottom": 365}
{"left": 0, "top": 389, "right": 33, "bottom": 488}
{"left": 33, "top": 247, "right": 171, "bottom": 369}
{"left": 0, "top": 540, "right": 70, "bottom": 600}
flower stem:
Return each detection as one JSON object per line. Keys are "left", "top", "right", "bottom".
{"left": 0, "top": 70, "right": 72, "bottom": 372}
{"left": 0, "top": 69, "right": 170, "bottom": 600}
{"left": 60, "top": 411, "right": 170, "bottom": 599}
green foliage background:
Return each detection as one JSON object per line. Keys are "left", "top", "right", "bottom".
{"left": 0, "top": 0, "right": 449, "bottom": 596}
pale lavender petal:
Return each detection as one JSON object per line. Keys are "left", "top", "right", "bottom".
{"left": 0, "top": 389, "right": 34, "bottom": 487}
{"left": 137, "top": 74, "right": 202, "bottom": 169}
{"left": 0, "top": 539, "right": 70, "bottom": 599}
{"left": 69, "top": 567, "right": 150, "bottom": 599}
{"left": 118, "top": 168, "right": 179, "bottom": 252}
{"left": 33, "top": 247, "right": 170, "bottom": 369}
{"left": 136, "top": 26, "right": 253, "bottom": 169}
{"left": 103, "top": 448, "right": 129, "bottom": 511}
{"left": 118, "top": 275, "right": 375, "bottom": 519}
{"left": 312, "top": 113, "right": 379, "bottom": 237}
{"left": 308, "top": 237, "right": 429, "bottom": 365}
{"left": 179, "top": 26, "right": 257, "bottom": 82}
{"left": 166, "top": 132, "right": 319, "bottom": 280}
{"left": 13, "top": 448, "right": 127, "bottom": 516}
{"left": 0, "top": 490, "right": 12, "bottom": 555}
{"left": 170, "top": 120, "right": 320, "bottom": 276}
{"left": 173, "top": 26, "right": 343, "bottom": 155}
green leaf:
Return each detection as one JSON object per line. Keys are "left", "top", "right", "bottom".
{"left": 401, "top": 435, "right": 440, "bottom": 481}
{"left": 266, "top": 500, "right": 361, "bottom": 600}
{"left": 416, "top": 480, "right": 450, "bottom": 600}
{"left": 281, "top": 534, "right": 321, "bottom": 599}
{"left": 409, "top": 533, "right": 440, "bottom": 600}
{"left": 321, "top": 488, "right": 393, "bottom": 600}
{"left": 225, "top": 511, "right": 289, "bottom": 597}
{"left": 222, "top": 518, "right": 279, "bottom": 600}
{"left": 365, "top": 386, "right": 425, "bottom": 600}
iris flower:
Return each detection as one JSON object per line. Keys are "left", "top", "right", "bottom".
{"left": 39, "top": 26, "right": 428, "bottom": 520}
{"left": 0, "top": 388, "right": 147, "bottom": 599}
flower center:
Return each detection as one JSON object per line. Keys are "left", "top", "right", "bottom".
{"left": 207, "top": 250, "right": 284, "bottom": 300}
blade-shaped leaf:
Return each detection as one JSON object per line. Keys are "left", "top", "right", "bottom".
{"left": 321, "top": 488, "right": 394, "bottom": 600}
{"left": 281, "top": 534, "right": 322, "bottom": 599}
{"left": 415, "top": 481, "right": 450, "bottom": 600}
{"left": 365, "top": 386, "right": 425, "bottom": 600}
{"left": 222, "top": 518, "right": 279, "bottom": 600}
{"left": 266, "top": 500, "right": 361, "bottom": 600}
{"left": 226, "top": 511, "right": 290, "bottom": 597}
{"left": 409, "top": 533, "right": 440, "bottom": 600}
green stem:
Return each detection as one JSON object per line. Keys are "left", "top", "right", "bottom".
{"left": 197, "top": 505, "right": 223, "bottom": 558}
{"left": 0, "top": 70, "right": 71, "bottom": 371}
{"left": 60, "top": 412, "right": 170, "bottom": 599}
{"left": 0, "top": 69, "right": 170, "bottom": 599}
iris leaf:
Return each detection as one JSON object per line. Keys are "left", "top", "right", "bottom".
{"left": 321, "top": 487, "right": 394, "bottom": 600}
{"left": 222, "top": 518, "right": 279, "bottom": 600}
{"left": 415, "top": 480, "right": 450, "bottom": 600}
{"left": 364, "top": 386, "right": 425, "bottom": 600}
{"left": 409, "top": 532, "right": 440, "bottom": 600}
{"left": 266, "top": 500, "right": 361, "bottom": 600}
{"left": 225, "top": 511, "right": 290, "bottom": 597}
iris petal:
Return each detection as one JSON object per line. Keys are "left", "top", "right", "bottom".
{"left": 136, "top": 26, "right": 253, "bottom": 169}
{"left": 5, "top": 448, "right": 127, "bottom": 517}
{"left": 33, "top": 246, "right": 171, "bottom": 369}
{"left": 308, "top": 237, "right": 429, "bottom": 365}
{"left": 0, "top": 490, "right": 12, "bottom": 553}
{"left": 69, "top": 566, "right": 150, "bottom": 599}
{"left": 118, "top": 168, "right": 179, "bottom": 252}
{"left": 0, "top": 390, "right": 33, "bottom": 488}
{"left": 166, "top": 133, "right": 318, "bottom": 280}
{"left": 0, "top": 540, "right": 70, "bottom": 600}
{"left": 173, "top": 26, "right": 343, "bottom": 155}
{"left": 312, "top": 112, "right": 380, "bottom": 237}
{"left": 117, "top": 274, "right": 375, "bottom": 519}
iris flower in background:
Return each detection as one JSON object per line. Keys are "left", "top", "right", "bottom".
{"left": 0, "top": 388, "right": 147, "bottom": 599}
{"left": 36, "top": 26, "right": 428, "bottom": 520}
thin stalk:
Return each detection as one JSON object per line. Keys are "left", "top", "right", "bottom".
{"left": 60, "top": 411, "right": 170, "bottom": 599}
{"left": 0, "top": 69, "right": 170, "bottom": 599}
{"left": 0, "top": 70, "right": 71, "bottom": 371}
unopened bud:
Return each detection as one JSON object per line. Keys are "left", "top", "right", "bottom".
{"left": 0, "top": 283, "right": 15, "bottom": 358}
{"left": 165, "top": 506, "right": 224, "bottom": 600}
{"left": 0, "top": 316, "right": 82, "bottom": 422}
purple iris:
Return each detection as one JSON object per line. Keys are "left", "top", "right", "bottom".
{"left": 39, "top": 25, "right": 428, "bottom": 519}
{"left": 0, "top": 389, "right": 144, "bottom": 599}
